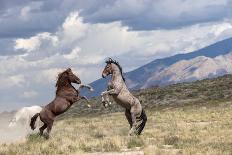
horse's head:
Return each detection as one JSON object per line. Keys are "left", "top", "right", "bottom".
{"left": 56, "top": 68, "right": 81, "bottom": 87}
{"left": 66, "top": 68, "right": 81, "bottom": 84}
{"left": 102, "top": 58, "right": 114, "bottom": 78}
{"left": 102, "top": 58, "right": 125, "bottom": 81}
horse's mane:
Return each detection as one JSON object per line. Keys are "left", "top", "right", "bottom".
{"left": 106, "top": 58, "right": 125, "bottom": 81}
{"left": 55, "top": 70, "right": 69, "bottom": 87}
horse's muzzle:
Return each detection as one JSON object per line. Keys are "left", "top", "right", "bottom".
{"left": 76, "top": 79, "right": 81, "bottom": 84}
{"left": 102, "top": 73, "right": 106, "bottom": 78}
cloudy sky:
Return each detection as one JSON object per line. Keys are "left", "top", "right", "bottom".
{"left": 1, "top": 0, "right": 232, "bottom": 111}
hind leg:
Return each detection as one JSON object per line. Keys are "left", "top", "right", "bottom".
{"left": 125, "top": 109, "right": 133, "bottom": 128}
{"left": 39, "top": 109, "right": 54, "bottom": 139}
{"left": 129, "top": 103, "right": 142, "bottom": 136}
{"left": 44, "top": 121, "right": 53, "bottom": 139}
{"left": 136, "top": 109, "right": 147, "bottom": 135}
{"left": 128, "top": 111, "right": 139, "bottom": 136}
{"left": 39, "top": 123, "right": 47, "bottom": 136}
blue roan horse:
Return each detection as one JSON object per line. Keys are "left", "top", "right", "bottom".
{"left": 101, "top": 58, "right": 147, "bottom": 135}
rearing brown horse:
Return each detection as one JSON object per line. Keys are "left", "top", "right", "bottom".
{"left": 30, "top": 68, "right": 93, "bottom": 139}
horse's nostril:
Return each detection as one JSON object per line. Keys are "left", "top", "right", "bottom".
{"left": 75, "top": 79, "right": 81, "bottom": 84}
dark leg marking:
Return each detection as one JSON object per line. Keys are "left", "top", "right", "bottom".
{"left": 136, "top": 109, "right": 147, "bottom": 135}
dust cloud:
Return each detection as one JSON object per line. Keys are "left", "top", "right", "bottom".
{"left": 0, "top": 112, "right": 35, "bottom": 143}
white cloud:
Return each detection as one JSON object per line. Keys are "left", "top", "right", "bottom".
{"left": 61, "top": 12, "right": 88, "bottom": 42}
{"left": 0, "top": 0, "right": 231, "bottom": 41}
{"left": 85, "top": 0, "right": 231, "bottom": 30}
{"left": 2, "top": 11, "right": 232, "bottom": 111}
{"left": 14, "top": 32, "right": 58, "bottom": 53}
{"left": 20, "top": 6, "right": 31, "bottom": 20}
{"left": 14, "top": 36, "right": 40, "bottom": 52}
{"left": 33, "top": 68, "right": 63, "bottom": 84}
{"left": 211, "top": 22, "right": 232, "bottom": 36}
{"left": 9, "top": 12, "right": 232, "bottom": 84}
{"left": 63, "top": 47, "right": 80, "bottom": 59}
{"left": 0, "top": 74, "right": 25, "bottom": 89}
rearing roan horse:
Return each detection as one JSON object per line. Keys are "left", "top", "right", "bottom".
{"left": 101, "top": 58, "right": 147, "bottom": 135}
{"left": 30, "top": 68, "right": 93, "bottom": 139}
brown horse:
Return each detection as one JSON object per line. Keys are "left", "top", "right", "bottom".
{"left": 30, "top": 68, "right": 92, "bottom": 139}
{"left": 101, "top": 58, "right": 147, "bottom": 135}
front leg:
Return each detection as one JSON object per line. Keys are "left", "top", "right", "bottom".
{"left": 79, "top": 84, "right": 94, "bottom": 92}
{"left": 101, "top": 91, "right": 112, "bottom": 108}
{"left": 102, "top": 88, "right": 119, "bottom": 96}
{"left": 80, "top": 95, "right": 89, "bottom": 102}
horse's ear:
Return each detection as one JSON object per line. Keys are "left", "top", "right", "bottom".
{"left": 106, "top": 57, "right": 113, "bottom": 64}
{"left": 66, "top": 68, "right": 72, "bottom": 72}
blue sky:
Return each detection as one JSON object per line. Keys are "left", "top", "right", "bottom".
{"left": 1, "top": 0, "right": 232, "bottom": 111}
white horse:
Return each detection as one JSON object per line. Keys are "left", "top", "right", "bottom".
{"left": 9, "top": 106, "right": 43, "bottom": 132}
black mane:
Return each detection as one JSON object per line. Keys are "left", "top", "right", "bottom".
{"left": 106, "top": 58, "right": 125, "bottom": 81}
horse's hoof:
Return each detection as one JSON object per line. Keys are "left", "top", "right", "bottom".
{"left": 128, "top": 132, "right": 135, "bottom": 136}
{"left": 104, "top": 104, "right": 108, "bottom": 108}
{"left": 102, "top": 101, "right": 108, "bottom": 108}
{"left": 43, "top": 133, "right": 49, "bottom": 139}
{"left": 128, "top": 126, "right": 138, "bottom": 136}
{"left": 128, "top": 130, "right": 134, "bottom": 136}
{"left": 87, "top": 104, "right": 91, "bottom": 108}
{"left": 128, "top": 132, "right": 138, "bottom": 136}
{"left": 44, "top": 136, "right": 49, "bottom": 139}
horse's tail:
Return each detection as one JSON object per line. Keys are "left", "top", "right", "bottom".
{"left": 136, "top": 109, "right": 147, "bottom": 135}
{"left": 30, "top": 113, "right": 40, "bottom": 130}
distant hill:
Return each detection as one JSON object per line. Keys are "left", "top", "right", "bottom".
{"left": 64, "top": 74, "right": 232, "bottom": 118}
{"left": 85, "top": 37, "right": 232, "bottom": 97}
{"left": 142, "top": 52, "right": 232, "bottom": 88}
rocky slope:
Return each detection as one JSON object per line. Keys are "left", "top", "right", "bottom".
{"left": 85, "top": 37, "right": 232, "bottom": 97}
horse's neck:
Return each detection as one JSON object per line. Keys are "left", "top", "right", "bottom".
{"left": 56, "top": 83, "right": 74, "bottom": 93}
{"left": 111, "top": 70, "right": 124, "bottom": 86}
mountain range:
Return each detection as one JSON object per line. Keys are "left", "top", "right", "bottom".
{"left": 84, "top": 37, "right": 232, "bottom": 97}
